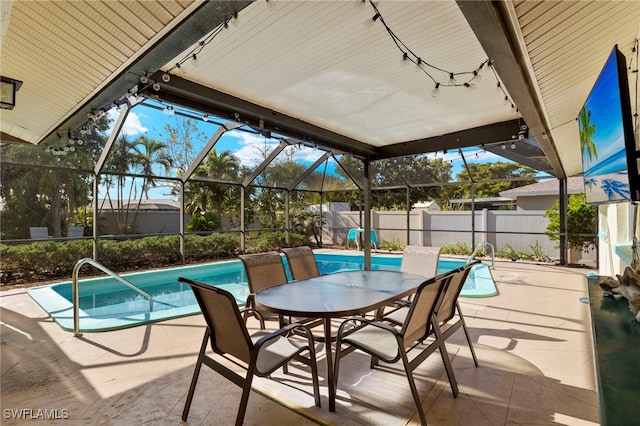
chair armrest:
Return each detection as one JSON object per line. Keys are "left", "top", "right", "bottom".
{"left": 336, "top": 315, "right": 399, "bottom": 339}
{"left": 239, "top": 305, "right": 265, "bottom": 323}
{"left": 253, "top": 322, "right": 316, "bottom": 350}
{"left": 245, "top": 293, "right": 256, "bottom": 308}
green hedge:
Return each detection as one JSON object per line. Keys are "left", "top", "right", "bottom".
{"left": 0, "top": 232, "right": 309, "bottom": 285}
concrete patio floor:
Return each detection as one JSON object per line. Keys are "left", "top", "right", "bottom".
{"left": 0, "top": 260, "right": 599, "bottom": 425}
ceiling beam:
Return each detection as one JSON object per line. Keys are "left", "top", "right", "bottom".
{"left": 142, "top": 74, "right": 378, "bottom": 159}
{"left": 376, "top": 119, "right": 523, "bottom": 159}
{"left": 38, "top": 0, "right": 253, "bottom": 148}
{"left": 456, "top": 0, "right": 565, "bottom": 178}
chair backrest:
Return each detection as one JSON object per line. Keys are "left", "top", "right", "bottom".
{"left": 435, "top": 261, "right": 477, "bottom": 324}
{"left": 370, "top": 229, "right": 379, "bottom": 245}
{"left": 346, "top": 228, "right": 359, "bottom": 240}
{"left": 179, "top": 277, "right": 253, "bottom": 363}
{"left": 29, "top": 227, "right": 48, "bottom": 240}
{"left": 400, "top": 245, "right": 441, "bottom": 278}
{"left": 239, "top": 252, "right": 288, "bottom": 293}
{"left": 67, "top": 226, "right": 84, "bottom": 238}
{"left": 400, "top": 274, "right": 448, "bottom": 345}
{"left": 281, "top": 246, "right": 319, "bottom": 281}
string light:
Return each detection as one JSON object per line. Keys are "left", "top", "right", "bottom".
{"left": 362, "top": 0, "right": 495, "bottom": 98}
{"left": 431, "top": 82, "right": 440, "bottom": 98}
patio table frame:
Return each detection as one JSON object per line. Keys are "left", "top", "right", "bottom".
{"left": 254, "top": 269, "right": 427, "bottom": 411}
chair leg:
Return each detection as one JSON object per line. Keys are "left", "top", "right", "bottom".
{"left": 236, "top": 369, "right": 255, "bottom": 426}
{"left": 308, "top": 348, "right": 321, "bottom": 407}
{"left": 458, "top": 303, "right": 479, "bottom": 367}
{"left": 182, "top": 329, "right": 209, "bottom": 421}
{"left": 399, "top": 349, "right": 428, "bottom": 426}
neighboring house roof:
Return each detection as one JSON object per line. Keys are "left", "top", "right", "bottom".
{"left": 448, "top": 197, "right": 513, "bottom": 205}
{"left": 97, "top": 199, "right": 180, "bottom": 211}
{"left": 499, "top": 177, "right": 584, "bottom": 200}
{"left": 412, "top": 201, "right": 440, "bottom": 210}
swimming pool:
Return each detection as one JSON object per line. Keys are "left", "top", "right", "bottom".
{"left": 28, "top": 252, "right": 497, "bottom": 333}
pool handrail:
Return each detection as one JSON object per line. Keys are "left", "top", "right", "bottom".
{"left": 72, "top": 258, "right": 154, "bottom": 336}
{"left": 467, "top": 241, "right": 495, "bottom": 269}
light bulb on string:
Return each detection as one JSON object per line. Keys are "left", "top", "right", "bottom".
{"left": 495, "top": 82, "right": 502, "bottom": 93}
{"left": 473, "top": 70, "right": 482, "bottom": 82}
{"left": 464, "top": 82, "right": 476, "bottom": 91}
{"left": 230, "top": 11, "right": 240, "bottom": 27}
{"left": 365, "top": 12, "right": 380, "bottom": 28}
{"left": 202, "top": 114, "right": 209, "bottom": 122}
{"left": 431, "top": 82, "right": 440, "bottom": 97}
{"left": 503, "top": 96, "right": 509, "bottom": 105}
{"left": 152, "top": 83, "right": 161, "bottom": 91}
{"left": 401, "top": 52, "right": 409, "bottom": 66}
{"left": 415, "top": 58, "right": 424, "bottom": 73}
{"left": 162, "top": 73, "right": 171, "bottom": 82}
{"left": 191, "top": 54, "right": 199, "bottom": 66}
{"left": 448, "top": 73, "right": 457, "bottom": 86}
{"left": 501, "top": 144, "right": 506, "bottom": 150}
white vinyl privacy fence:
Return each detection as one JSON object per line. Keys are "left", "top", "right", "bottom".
{"left": 321, "top": 209, "right": 596, "bottom": 264}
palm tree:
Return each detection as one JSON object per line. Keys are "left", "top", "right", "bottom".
{"left": 131, "top": 136, "right": 173, "bottom": 199}
{"left": 579, "top": 108, "right": 597, "bottom": 167}
{"left": 200, "top": 150, "right": 241, "bottom": 220}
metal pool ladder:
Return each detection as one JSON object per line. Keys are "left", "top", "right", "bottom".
{"left": 467, "top": 241, "right": 495, "bottom": 269}
{"left": 72, "top": 258, "right": 154, "bottom": 336}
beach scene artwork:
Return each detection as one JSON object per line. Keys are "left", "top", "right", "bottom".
{"left": 579, "top": 49, "right": 632, "bottom": 204}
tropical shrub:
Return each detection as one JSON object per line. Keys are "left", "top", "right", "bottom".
{"left": 441, "top": 242, "right": 472, "bottom": 256}
{"left": 380, "top": 239, "right": 404, "bottom": 251}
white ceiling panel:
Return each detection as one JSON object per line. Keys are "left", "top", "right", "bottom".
{"left": 513, "top": 0, "right": 639, "bottom": 176}
{"left": 165, "top": 0, "right": 516, "bottom": 147}
{"left": 0, "top": 0, "right": 199, "bottom": 144}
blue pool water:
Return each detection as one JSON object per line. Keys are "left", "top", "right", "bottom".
{"left": 28, "top": 253, "right": 497, "bottom": 332}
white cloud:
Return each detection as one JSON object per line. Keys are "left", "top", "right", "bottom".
{"left": 107, "top": 109, "right": 148, "bottom": 137}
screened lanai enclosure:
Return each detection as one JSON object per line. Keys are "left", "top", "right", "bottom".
{"left": 2, "top": 0, "right": 638, "bottom": 272}
{"left": 0, "top": 96, "right": 573, "bottom": 267}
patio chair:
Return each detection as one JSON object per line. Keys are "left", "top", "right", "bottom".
{"left": 239, "top": 252, "right": 289, "bottom": 329}
{"left": 395, "top": 245, "right": 442, "bottom": 308}
{"left": 281, "top": 246, "right": 320, "bottom": 280}
{"left": 333, "top": 273, "right": 457, "bottom": 425}
{"left": 384, "top": 261, "right": 480, "bottom": 367}
{"left": 345, "top": 228, "right": 378, "bottom": 250}
{"left": 67, "top": 226, "right": 84, "bottom": 239}
{"left": 401, "top": 245, "right": 441, "bottom": 277}
{"left": 29, "top": 227, "right": 48, "bottom": 240}
{"left": 178, "top": 277, "right": 320, "bottom": 425}
{"left": 345, "top": 228, "right": 361, "bottom": 250}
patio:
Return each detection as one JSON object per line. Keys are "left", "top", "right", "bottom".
{"left": 1, "top": 257, "right": 599, "bottom": 425}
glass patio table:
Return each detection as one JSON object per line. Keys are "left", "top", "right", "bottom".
{"left": 254, "top": 269, "right": 427, "bottom": 411}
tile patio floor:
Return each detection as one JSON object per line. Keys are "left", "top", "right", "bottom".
{"left": 0, "top": 258, "right": 599, "bottom": 425}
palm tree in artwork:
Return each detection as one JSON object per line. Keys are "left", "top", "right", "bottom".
{"left": 579, "top": 108, "right": 597, "bottom": 167}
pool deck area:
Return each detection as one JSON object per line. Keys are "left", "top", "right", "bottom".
{"left": 1, "top": 254, "right": 599, "bottom": 425}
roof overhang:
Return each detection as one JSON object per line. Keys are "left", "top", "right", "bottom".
{"left": 1, "top": 0, "right": 638, "bottom": 179}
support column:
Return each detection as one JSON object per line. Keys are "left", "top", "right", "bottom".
{"left": 559, "top": 177, "right": 568, "bottom": 265}
{"left": 363, "top": 160, "right": 371, "bottom": 270}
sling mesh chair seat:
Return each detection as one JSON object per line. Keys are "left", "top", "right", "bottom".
{"left": 395, "top": 245, "right": 442, "bottom": 307}
{"left": 333, "top": 272, "right": 460, "bottom": 425}
{"left": 280, "top": 246, "right": 333, "bottom": 341}
{"left": 384, "top": 261, "right": 480, "bottom": 368}
{"left": 179, "top": 277, "right": 321, "bottom": 426}
{"left": 375, "top": 245, "right": 442, "bottom": 319}
{"left": 281, "top": 246, "right": 320, "bottom": 281}
{"left": 239, "top": 251, "right": 290, "bottom": 329}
